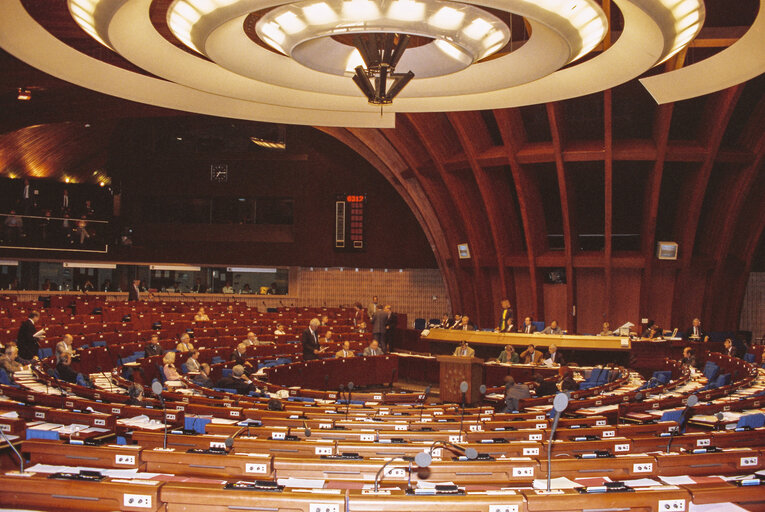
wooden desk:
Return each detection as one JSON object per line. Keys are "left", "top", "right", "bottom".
{"left": 536, "top": 454, "right": 658, "bottom": 480}
{"left": 0, "top": 472, "right": 162, "bottom": 511}
{"left": 424, "top": 329, "right": 630, "bottom": 351}
{"left": 273, "top": 457, "right": 538, "bottom": 484}
{"left": 655, "top": 448, "right": 763, "bottom": 476}
{"left": 348, "top": 488, "right": 527, "bottom": 511}
{"left": 522, "top": 486, "right": 691, "bottom": 512}
{"left": 141, "top": 448, "right": 274, "bottom": 479}
{"left": 23, "top": 439, "right": 144, "bottom": 470}
{"left": 683, "top": 481, "right": 765, "bottom": 509}
{"left": 160, "top": 482, "right": 347, "bottom": 512}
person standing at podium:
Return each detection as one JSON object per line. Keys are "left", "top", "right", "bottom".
{"left": 17, "top": 310, "right": 43, "bottom": 363}
{"left": 453, "top": 340, "right": 475, "bottom": 357}
{"left": 497, "top": 299, "right": 514, "bottom": 332}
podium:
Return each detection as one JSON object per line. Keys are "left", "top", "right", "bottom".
{"left": 436, "top": 355, "right": 484, "bottom": 403}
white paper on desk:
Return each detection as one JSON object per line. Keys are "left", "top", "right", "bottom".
{"left": 689, "top": 503, "right": 749, "bottom": 512}
{"left": 416, "top": 480, "right": 456, "bottom": 489}
{"left": 58, "top": 424, "right": 90, "bottom": 435}
{"left": 210, "top": 418, "right": 237, "bottom": 425}
{"left": 0, "top": 411, "right": 19, "bottom": 419}
{"left": 543, "top": 358, "right": 553, "bottom": 367}
{"left": 532, "top": 477, "right": 578, "bottom": 489}
{"left": 619, "top": 478, "right": 662, "bottom": 487}
{"left": 277, "top": 477, "right": 326, "bottom": 489}
{"left": 659, "top": 475, "right": 696, "bottom": 485}
{"left": 0, "top": 434, "right": 19, "bottom": 442}
{"left": 33, "top": 329, "right": 45, "bottom": 338}
{"left": 30, "top": 423, "right": 64, "bottom": 431}
{"left": 25, "top": 463, "right": 72, "bottom": 473}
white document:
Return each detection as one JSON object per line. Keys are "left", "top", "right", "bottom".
{"left": 532, "top": 477, "right": 579, "bottom": 489}
{"left": 276, "top": 477, "right": 326, "bottom": 489}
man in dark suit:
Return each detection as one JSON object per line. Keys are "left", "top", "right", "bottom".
{"left": 503, "top": 376, "right": 531, "bottom": 413}
{"left": 17, "top": 311, "right": 42, "bottom": 362}
{"left": 544, "top": 344, "right": 565, "bottom": 365}
{"left": 684, "top": 318, "right": 708, "bottom": 342}
{"left": 520, "top": 317, "right": 536, "bottom": 334}
{"left": 231, "top": 343, "right": 254, "bottom": 373}
{"left": 723, "top": 338, "right": 738, "bottom": 358}
{"left": 215, "top": 365, "right": 254, "bottom": 395}
{"left": 533, "top": 374, "right": 558, "bottom": 397}
{"left": 192, "top": 278, "right": 207, "bottom": 294}
{"left": 128, "top": 279, "right": 141, "bottom": 301}
{"left": 372, "top": 306, "right": 390, "bottom": 352}
{"left": 301, "top": 318, "right": 324, "bottom": 361}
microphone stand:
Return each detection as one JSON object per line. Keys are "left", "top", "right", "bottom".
{"left": 666, "top": 395, "right": 698, "bottom": 453}
{"left": 0, "top": 429, "right": 24, "bottom": 474}
{"left": 458, "top": 390, "right": 466, "bottom": 443}
{"left": 96, "top": 366, "right": 114, "bottom": 393}
{"left": 152, "top": 381, "right": 168, "bottom": 450}
{"left": 346, "top": 382, "right": 354, "bottom": 420}
{"left": 546, "top": 393, "right": 570, "bottom": 493}
{"left": 418, "top": 386, "right": 431, "bottom": 423}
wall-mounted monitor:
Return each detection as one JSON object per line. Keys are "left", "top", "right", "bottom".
{"left": 457, "top": 243, "right": 471, "bottom": 259}
{"left": 656, "top": 241, "right": 678, "bottom": 260}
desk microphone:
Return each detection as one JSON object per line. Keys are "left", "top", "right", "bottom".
{"left": 666, "top": 394, "right": 698, "bottom": 453}
{"left": 346, "top": 382, "right": 354, "bottom": 420}
{"left": 546, "top": 392, "right": 570, "bottom": 492}
{"left": 151, "top": 381, "right": 168, "bottom": 450}
{"left": 428, "top": 440, "right": 478, "bottom": 460}
{"left": 714, "top": 411, "right": 725, "bottom": 431}
{"left": 418, "top": 386, "right": 432, "bottom": 423}
{"left": 479, "top": 384, "right": 487, "bottom": 404}
{"left": 302, "top": 420, "right": 312, "bottom": 437}
{"left": 96, "top": 366, "right": 114, "bottom": 393}
{"left": 224, "top": 426, "right": 247, "bottom": 452}
{"left": 373, "top": 452, "right": 432, "bottom": 492}
{"left": 0, "top": 429, "right": 23, "bottom": 474}
{"left": 458, "top": 381, "right": 468, "bottom": 441}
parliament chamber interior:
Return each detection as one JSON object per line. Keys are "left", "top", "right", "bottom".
{"left": 0, "top": 0, "right": 764, "bottom": 510}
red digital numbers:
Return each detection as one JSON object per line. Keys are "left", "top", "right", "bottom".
{"left": 346, "top": 195, "right": 365, "bottom": 202}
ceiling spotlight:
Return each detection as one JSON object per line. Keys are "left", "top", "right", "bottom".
{"left": 17, "top": 88, "right": 31, "bottom": 101}
{"left": 351, "top": 33, "right": 414, "bottom": 105}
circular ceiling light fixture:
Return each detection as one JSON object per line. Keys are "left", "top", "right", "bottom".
{"left": 256, "top": 0, "right": 511, "bottom": 78}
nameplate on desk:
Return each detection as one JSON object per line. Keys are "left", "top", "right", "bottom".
{"left": 167, "top": 413, "right": 176, "bottom": 421}
{"left": 94, "top": 419, "right": 106, "bottom": 426}
{"left": 741, "top": 456, "right": 758, "bottom": 467}
{"left": 272, "top": 432, "right": 286, "bottom": 440}
{"left": 175, "top": 405, "right": 185, "bottom": 411}
{"left": 535, "top": 424, "right": 546, "bottom": 430}
{"left": 512, "top": 467, "right": 534, "bottom": 477}
{"left": 470, "top": 424, "right": 483, "bottom": 432}
{"left": 111, "top": 408, "right": 121, "bottom": 414}
{"left": 449, "top": 435, "right": 462, "bottom": 443}
{"left": 529, "top": 434, "right": 542, "bottom": 441}
{"left": 210, "top": 441, "right": 226, "bottom": 449}
{"left": 603, "top": 430, "right": 615, "bottom": 438}
{"left": 523, "top": 447, "right": 539, "bottom": 456}
{"left": 34, "top": 412, "right": 45, "bottom": 419}
{"left": 374, "top": 395, "right": 382, "bottom": 400}
{"left": 65, "top": 401, "right": 74, "bottom": 408}
{"left": 0, "top": 424, "right": 10, "bottom": 432}
{"left": 434, "top": 411, "right": 443, "bottom": 416}
{"left": 696, "top": 438, "right": 710, "bottom": 447}
{"left": 614, "top": 444, "right": 630, "bottom": 452}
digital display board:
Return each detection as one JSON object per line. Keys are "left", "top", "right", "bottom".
{"left": 335, "top": 194, "right": 366, "bottom": 251}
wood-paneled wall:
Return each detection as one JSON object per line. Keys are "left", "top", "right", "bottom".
{"left": 739, "top": 272, "right": 765, "bottom": 342}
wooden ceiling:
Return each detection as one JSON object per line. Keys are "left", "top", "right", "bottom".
{"left": 0, "top": 0, "right": 762, "bottom": 333}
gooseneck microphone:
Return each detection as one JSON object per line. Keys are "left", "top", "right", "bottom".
{"left": 302, "top": 421, "right": 312, "bottom": 438}
{"left": 458, "top": 381, "right": 468, "bottom": 441}
{"left": 373, "top": 452, "right": 432, "bottom": 492}
{"left": 96, "top": 366, "right": 114, "bottom": 393}
{"left": 546, "top": 392, "right": 570, "bottom": 492}
{"left": 151, "top": 381, "right": 168, "bottom": 450}
{"left": 428, "top": 440, "right": 478, "bottom": 460}
{"left": 224, "top": 426, "right": 248, "bottom": 452}
{"left": 666, "top": 394, "right": 699, "bottom": 453}
{"left": 419, "top": 386, "right": 432, "bottom": 423}
{"left": 346, "top": 382, "right": 354, "bottom": 420}
{"left": 0, "top": 429, "right": 24, "bottom": 474}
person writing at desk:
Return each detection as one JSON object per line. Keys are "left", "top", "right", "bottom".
{"left": 453, "top": 340, "right": 475, "bottom": 357}
{"left": 497, "top": 344, "right": 519, "bottom": 364}
{"left": 301, "top": 318, "right": 326, "bottom": 361}
{"left": 544, "top": 344, "right": 565, "bottom": 365}
{"left": 641, "top": 320, "right": 662, "bottom": 339}
{"left": 520, "top": 344, "right": 544, "bottom": 364}
{"left": 541, "top": 320, "right": 563, "bottom": 335}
